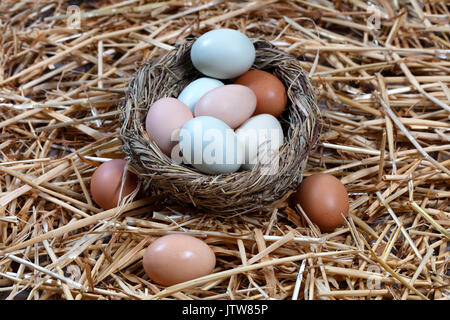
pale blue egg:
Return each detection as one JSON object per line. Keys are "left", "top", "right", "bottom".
{"left": 179, "top": 116, "right": 244, "bottom": 174}
{"left": 177, "top": 77, "right": 224, "bottom": 113}
{"left": 191, "top": 29, "right": 255, "bottom": 79}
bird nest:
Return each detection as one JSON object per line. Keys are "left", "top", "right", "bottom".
{"left": 119, "top": 38, "right": 321, "bottom": 214}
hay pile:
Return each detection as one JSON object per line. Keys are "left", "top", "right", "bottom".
{"left": 0, "top": 0, "right": 448, "bottom": 300}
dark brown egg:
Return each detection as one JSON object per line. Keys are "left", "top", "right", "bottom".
{"left": 234, "top": 70, "right": 287, "bottom": 117}
{"left": 142, "top": 234, "right": 216, "bottom": 286}
{"left": 90, "top": 159, "right": 139, "bottom": 210}
{"left": 294, "top": 173, "right": 349, "bottom": 233}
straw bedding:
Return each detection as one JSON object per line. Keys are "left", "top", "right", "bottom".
{"left": 0, "top": 0, "right": 448, "bottom": 300}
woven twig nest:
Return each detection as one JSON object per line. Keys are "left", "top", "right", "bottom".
{"left": 119, "top": 37, "right": 321, "bottom": 214}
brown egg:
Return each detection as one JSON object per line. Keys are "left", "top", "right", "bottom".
{"left": 234, "top": 70, "right": 287, "bottom": 117}
{"left": 90, "top": 159, "right": 139, "bottom": 210}
{"left": 294, "top": 173, "right": 349, "bottom": 233}
{"left": 143, "top": 234, "right": 216, "bottom": 286}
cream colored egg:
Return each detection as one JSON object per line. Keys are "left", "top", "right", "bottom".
{"left": 235, "top": 114, "right": 284, "bottom": 170}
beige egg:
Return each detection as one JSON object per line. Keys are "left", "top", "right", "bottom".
{"left": 194, "top": 84, "right": 256, "bottom": 129}
{"left": 142, "top": 234, "right": 216, "bottom": 286}
{"left": 145, "top": 97, "right": 193, "bottom": 156}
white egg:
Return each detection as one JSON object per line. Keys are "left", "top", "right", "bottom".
{"left": 179, "top": 116, "right": 244, "bottom": 175}
{"left": 191, "top": 29, "right": 255, "bottom": 79}
{"left": 235, "top": 114, "right": 284, "bottom": 170}
{"left": 177, "top": 77, "right": 224, "bottom": 113}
